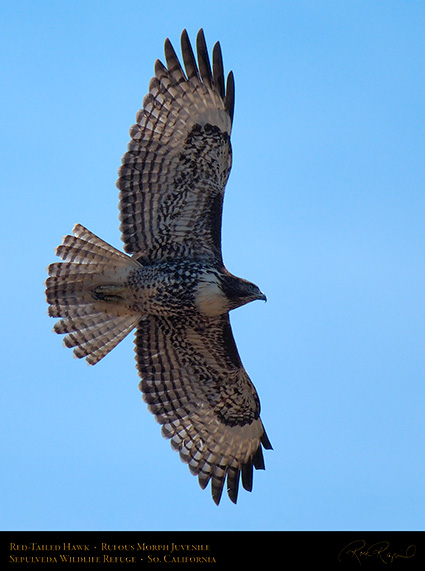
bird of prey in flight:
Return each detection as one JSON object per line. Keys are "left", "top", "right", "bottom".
{"left": 46, "top": 29, "right": 272, "bottom": 505}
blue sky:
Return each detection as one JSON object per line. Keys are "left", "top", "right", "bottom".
{"left": 1, "top": 0, "right": 425, "bottom": 531}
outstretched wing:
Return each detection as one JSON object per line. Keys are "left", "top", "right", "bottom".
{"left": 117, "top": 29, "right": 234, "bottom": 263}
{"left": 135, "top": 313, "right": 272, "bottom": 505}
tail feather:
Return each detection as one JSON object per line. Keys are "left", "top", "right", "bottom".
{"left": 46, "top": 224, "right": 141, "bottom": 365}
{"left": 48, "top": 261, "right": 117, "bottom": 277}
{"left": 64, "top": 314, "right": 139, "bottom": 365}
{"left": 56, "top": 241, "right": 121, "bottom": 266}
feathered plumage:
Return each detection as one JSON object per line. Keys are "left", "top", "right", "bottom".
{"left": 46, "top": 29, "right": 271, "bottom": 505}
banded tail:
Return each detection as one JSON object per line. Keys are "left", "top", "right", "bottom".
{"left": 45, "top": 224, "right": 141, "bottom": 365}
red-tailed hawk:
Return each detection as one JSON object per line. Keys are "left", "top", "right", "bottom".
{"left": 46, "top": 29, "right": 272, "bottom": 505}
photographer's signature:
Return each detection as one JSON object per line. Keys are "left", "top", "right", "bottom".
{"left": 338, "top": 539, "right": 416, "bottom": 565}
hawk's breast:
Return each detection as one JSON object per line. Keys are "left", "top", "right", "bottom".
{"left": 194, "top": 270, "right": 229, "bottom": 316}
{"left": 124, "top": 260, "right": 225, "bottom": 317}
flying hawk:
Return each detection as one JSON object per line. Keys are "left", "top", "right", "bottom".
{"left": 45, "top": 29, "right": 272, "bottom": 505}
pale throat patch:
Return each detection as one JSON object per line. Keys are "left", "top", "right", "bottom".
{"left": 194, "top": 272, "right": 229, "bottom": 316}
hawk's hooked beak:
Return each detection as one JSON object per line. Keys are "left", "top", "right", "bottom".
{"left": 258, "top": 291, "right": 267, "bottom": 302}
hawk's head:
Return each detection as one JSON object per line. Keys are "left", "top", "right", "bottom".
{"left": 221, "top": 274, "right": 267, "bottom": 310}
{"left": 195, "top": 270, "right": 266, "bottom": 316}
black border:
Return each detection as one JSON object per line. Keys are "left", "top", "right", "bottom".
{"left": 2, "top": 531, "right": 424, "bottom": 569}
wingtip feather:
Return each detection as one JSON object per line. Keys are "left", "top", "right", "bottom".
{"left": 225, "top": 71, "right": 235, "bottom": 123}
{"left": 196, "top": 29, "right": 213, "bottom": 88}
{"left": 180, "top": 29, "right": 199, "bottom": 80}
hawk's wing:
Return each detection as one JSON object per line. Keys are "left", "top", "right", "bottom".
{"left": 117, "top": 29, "right": 234, "bottom": 263}
{"left": 135, "top": 313, "right": 272, "bottom": 505}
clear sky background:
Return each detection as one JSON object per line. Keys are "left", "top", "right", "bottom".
{"left": 1, "top": 1, "right": 425, "bottom": 532}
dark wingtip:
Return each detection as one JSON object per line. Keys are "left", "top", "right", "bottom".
{"left": 225, "top": 70, "right": 235, "bottom": 123}
{"left": 261, "top": 430, "right": 273, "bottom": 451}
{"left": 180, "top": 29, "right": 198, "bottom": 80}
{"left": 196, "top": 28, "right": 213, "bottom": 87}
{"left": 164, "top": 36, "right": 185, "bottom": 80}
{"left": 178, "top": 29, "right": 234, "bottom": 124}
{"left": 226, "top": 467, "right": 241, "bottom": 504}
{"left": 212, "top": 41, "right": 225, "bottom": 98}
{"left": 211, "top": 480, "right": 225, "bottom": 506}
{"left": 241, "top": 463, "right": 254, "bottom": 492}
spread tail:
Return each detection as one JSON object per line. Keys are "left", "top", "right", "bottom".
{"left": 45, "top": 224, "right": 140, "bottom": 365}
